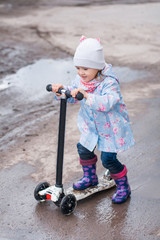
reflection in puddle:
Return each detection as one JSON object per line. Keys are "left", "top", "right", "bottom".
{"left": 0, "top": 58, "right": 148, "bottom": 99}
{"left": 0, "top": 80, "right": 10, "bottom": 91}
{"left": 95, "top": 197, "right": 117, "bottom": 224}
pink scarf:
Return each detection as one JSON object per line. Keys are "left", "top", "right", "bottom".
{"left": 78, "top": 64, "right": 110, "bottom": 93}
{"left": 79, "top": 78, "right": 101, "bottom": 93}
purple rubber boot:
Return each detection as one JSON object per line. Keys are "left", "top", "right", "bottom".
{"left": 73, "top": 156, "right": 98, "bottom": 190}
{"left": 111, "top": 165, "right": 131, "bottom": 204}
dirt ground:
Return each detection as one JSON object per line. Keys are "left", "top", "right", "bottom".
{"left": 0, "top": 1, "right": 160, "bottom": 240}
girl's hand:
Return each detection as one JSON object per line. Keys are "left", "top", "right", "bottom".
{"left": 52, "top": 84, "right": 64, "bottom": 96}
{"left": 71, "top": 88, "right": 88, "bottom": 99}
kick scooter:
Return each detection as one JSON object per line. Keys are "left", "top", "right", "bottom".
{"left": 34, "top": 84, "right": 115, "bottom": 215}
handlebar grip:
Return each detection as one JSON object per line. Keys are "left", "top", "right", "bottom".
{"left": 46, "top": 84, "right": 52, "bottom": 92}
{"left": 46, "top": 85, "right": 64, "bottom": 94}
{"left": 75, "top": 92, "right": 83, "bottom": 100}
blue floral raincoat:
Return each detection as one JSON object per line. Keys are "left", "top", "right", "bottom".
{"left": 66, "top": 64, "right": 135, "bottom": 153}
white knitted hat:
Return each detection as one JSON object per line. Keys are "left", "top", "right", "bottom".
{"left": 73, "top": 37, "right": 105, "bottom": 70}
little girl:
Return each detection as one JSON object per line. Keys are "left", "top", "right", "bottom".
{"left": 52, "top": 36, "right": 135, "bottom": 204}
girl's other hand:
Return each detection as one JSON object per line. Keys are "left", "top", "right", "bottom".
{"left": 71, "top": 88, "right": 88, "bottom": 99}
{"left": 52, "top": 84, "right": 64, "bottom": 96}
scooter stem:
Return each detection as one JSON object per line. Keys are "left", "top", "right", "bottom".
{"left": 56, "top": 97, "right": 67, "bottom": 188}
{"left": 46, "top": 84, "right": 83, "bottom": 188}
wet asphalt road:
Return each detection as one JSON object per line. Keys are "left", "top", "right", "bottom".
{"left": 0, "top": 94, "right": 160, "bottom": 240}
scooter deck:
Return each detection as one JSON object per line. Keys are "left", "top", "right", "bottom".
{"left": 66, "top": 172, "right": 116, "bottom": 201}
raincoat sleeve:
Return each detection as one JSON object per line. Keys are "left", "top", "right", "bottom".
{"left": 85, "top": 79, "right": 121, "bottom": 112}
{"left": 65, "top": 75, "right": 80, "bottom": 104}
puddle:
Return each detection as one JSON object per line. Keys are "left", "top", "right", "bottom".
{"left": 0, "top": 58, "right": 76, "bottom": 101}
{"left": 0, "top": 58, "right": 148, "bottom": 100}
{"left": 113, "top": 66, "right": 148, "bottom": 83}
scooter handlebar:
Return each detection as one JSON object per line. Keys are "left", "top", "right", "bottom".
{"left": 46, "top": 84, "right": 84, "bottom": 100}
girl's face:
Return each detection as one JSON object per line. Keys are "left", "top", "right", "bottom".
{"left": 76, "top": 67, "right": 99, "bottom": 82}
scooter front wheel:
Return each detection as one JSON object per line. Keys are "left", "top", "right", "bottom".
{"left": 34, "top": 182, "right": 50, "bottom": 202}
{"left": 60, "top": 194, "right": 77, "bottom": 215}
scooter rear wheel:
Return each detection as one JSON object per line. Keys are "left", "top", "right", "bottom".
{"left": 34, "top": 182, "right": 50, "bottom": 202}
{"left": 60, "top": 194, "right": 77, "bottom": 215}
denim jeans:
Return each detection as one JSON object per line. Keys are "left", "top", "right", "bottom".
{"left": 77, "top": 142, "right": 124, "bottom": 174}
